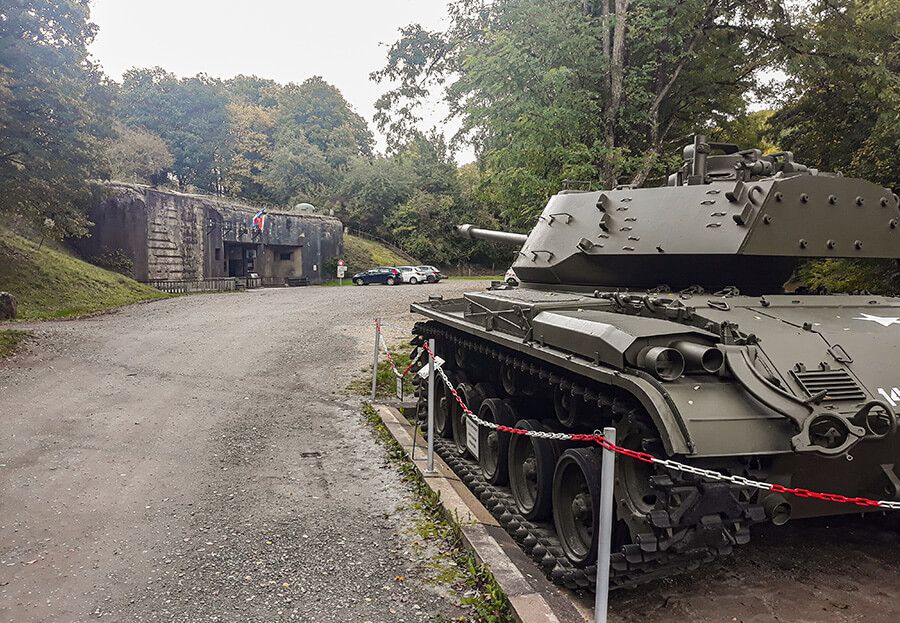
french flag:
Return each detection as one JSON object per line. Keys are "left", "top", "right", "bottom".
{"left": 253, "top": 208, "right": 267, "bottom": 232}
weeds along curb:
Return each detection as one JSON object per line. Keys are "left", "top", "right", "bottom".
{"left": 363, "top": 403, "right": 514, "bottom": 622}
{"left": 365, "top": 403, "right": 591, "bottom": 623}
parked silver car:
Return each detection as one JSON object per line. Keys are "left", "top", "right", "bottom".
{"left": 397, "top": 266, "right": 430, "bottom": 284}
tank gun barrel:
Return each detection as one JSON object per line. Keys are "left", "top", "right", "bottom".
{"left": 457, "top": 224, "right": 528, "bottom": 246}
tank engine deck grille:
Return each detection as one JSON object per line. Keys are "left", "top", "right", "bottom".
{"left": 790, "top": 369, "right": 867, "bottom": 402}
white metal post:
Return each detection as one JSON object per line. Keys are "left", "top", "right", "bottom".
{"left": 426, "top": 338, "right": 436, "bottom": 474}
{"left": 371, "top": 318, "right": 380, "bottom": 401}
{"left": 594, "top": 426, "right": 616, "bottom": 623}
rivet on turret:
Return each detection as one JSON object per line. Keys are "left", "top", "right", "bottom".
{"left": 827, "top": 240, "right": 836, "bottom": 249}
{"left": 799, "top": 239, "right": 807, "bottom": 249}
{"left": 800, "top": 193, "right": 809, "bottom": 204}
{"left": 855, "top": 196, "right": 864, "bottom": 206}
{"left": 881, "top": 197, "right": 888, "bottom": 207}
{"left": 763, "top": 215, "right": 772, "bottom": 224}
{"left": 890, "top": 219, "right": 897, "bottom": 229}
{"left": 774, "top": 192, "right": 783, "bottom": 202}
{"left": 828, "top": 195, "right": 837, "bottom": 205}
{"left": 854, "top": 240, "right": 863, "bottom": 249}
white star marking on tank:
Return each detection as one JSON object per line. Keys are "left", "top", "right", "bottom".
{"left": 853, "top": 313, "right": 900, "bottom": 327}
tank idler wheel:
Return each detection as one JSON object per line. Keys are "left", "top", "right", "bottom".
{"left": 435, "top": 370, "right": 467, "bottom": 439}
{"left": 452, "top": 383, "right": 496, "bottom": 456}
{"left": 552, "top": 447, "right": 606, "bottom": 566}
{"left": 553, "top": 384, "right": 585, "bottom": 430}
{"left": 508, "top": 419, "right": 560, "bottom": 520}
{"left": 478, "top": 398, "right": 516, "bottom": 485}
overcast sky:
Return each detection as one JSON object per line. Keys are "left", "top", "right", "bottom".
{"left": 88, "top": 0, "right": 470, "bottom": 159}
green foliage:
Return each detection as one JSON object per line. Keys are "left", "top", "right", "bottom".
{"left": 118, "top": 68, "right": 230, "bottom": 193}
{"left": 105, "top": 122, "right": 174, "bottom": 183}
{"left": 794, "top": 259, "right": 899, "bottom": 295}
{"left": 0, "top": 329, "right": 32, "bottom": 360}
{"left": 0, "top": 0, "right": 113, "bottom": 237}
{"left": 0, "top": 228, "right": 168, "bottom": 320}
{"left": 768, "top": 0, "right": 899, "bottom": 190}
{"left": 373, "top": 0, "right": 789, "bottom": 224}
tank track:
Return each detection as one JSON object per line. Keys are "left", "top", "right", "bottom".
{"left": 414, "top": 321, "right": 768, "bottom": 591}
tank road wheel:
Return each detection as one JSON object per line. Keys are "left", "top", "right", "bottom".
{"left": 435, "top": 370, "right": 467, "bottom": 439}
{"left": 508, "top": 419, "right": 560, "bottom": 520}
{"left": 451, "top": 383, "right": 496, "bottom": 456}
{"left": 499, "top": 361, "right": 533, "bottom": 397}
{"left": 552, "top": 411, "right": 659, "bottom": 567}
{"left": 552, "top": 448, "right": 605, "bottom": 566}
{"left": 478, "top": 398, "right": 516, "bottom": 485}
{"left": 553, "top": 384, "right": 585, "bottom": 430}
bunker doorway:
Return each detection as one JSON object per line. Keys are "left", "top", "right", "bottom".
{"left": 225, "top": 242, "right": 259, "bottom": 278}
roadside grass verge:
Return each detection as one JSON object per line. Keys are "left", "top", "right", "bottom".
{"left": 0, "top": 329, "right": 32, "bottom": 360}
{"left": 349, "top": 341, "right": 417, "bottom": 399}
{"left": 0, "top": 228, "right": 169, "bottom": 320}
{"left": 362, "top": 403, "right": 513, "bottom": 622}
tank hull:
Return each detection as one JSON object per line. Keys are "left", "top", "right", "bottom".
{"left": 410, "top": 286, "right": 900, "bottom": 588}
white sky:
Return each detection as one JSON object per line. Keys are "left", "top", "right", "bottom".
{"left": 88, "top": 0, "right": 473, "bottom": 161}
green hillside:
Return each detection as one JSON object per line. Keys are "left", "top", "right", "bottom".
{"left": 0, "top": 229, "right": 169, "bottom": 320}
{"left": 343, "top": 234, "right": 415, "bottom": 271}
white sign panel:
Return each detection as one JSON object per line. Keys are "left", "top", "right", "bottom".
{"left": 417, "top": 356, "right": 445, "bottom": 379}
{"left": 396, "top": 375, "right": 404, "bottom": 401}
{"left": 337, "top": 266, "right": 346, "bottom": 278}
{"left": 466, "top": 418, "right": 479, "bottom": 459}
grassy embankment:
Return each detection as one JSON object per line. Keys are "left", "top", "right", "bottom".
{"left": 0, "top": 228, "right": 168, "bottom": 321}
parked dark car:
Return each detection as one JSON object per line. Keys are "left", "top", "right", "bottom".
{"left": 352, "top": 267, "right": 401, "bottom": 286}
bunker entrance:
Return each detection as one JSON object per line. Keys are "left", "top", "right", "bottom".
{"left": 224, "top": 242, "right": 259, "bottom": 278}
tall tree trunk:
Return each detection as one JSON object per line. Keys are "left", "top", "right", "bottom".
{"left": 602, "top": 0, "right": 628, "bottom": 188}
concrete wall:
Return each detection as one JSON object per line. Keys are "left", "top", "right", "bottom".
{"left": 78, "top": 184, "right": 344, "bottom": 284}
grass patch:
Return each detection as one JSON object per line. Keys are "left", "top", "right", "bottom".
{"left": 362, "top": 403, "right": 513, "bottom": 622}
{"left": 349, "top": 341, "right": 417, "bottom": 399}
{"left": 0, "top": 329, "right": 32, "bottom": 359}
{"left": 0, "top": 228, "right": 169, "bottom": 320}
{"left": 343, "top": 234, "right": 413, "bottom": 273}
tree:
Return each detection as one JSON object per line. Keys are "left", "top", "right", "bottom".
{"left": 768, "top": 0, "right": 899, "bottom": 190}
{"left": 117, "top": 68, "right": 230, "bottom": 193}
{"left": 263, "top": 77, "right": 375, "bottom": 203}
{"left": 223, "top": 103, "right": 275, "bottom": 199}
{"left": 105, "top": 122, "right": 174, "bottom": 184}
{"left": 0, "top": 0, "right": 113, "bottom": 237}
{"left": 373, "top": 0, "right": 790, "bottom": 224}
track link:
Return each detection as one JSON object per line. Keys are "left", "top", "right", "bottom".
{"left": 414, "top": 321, "right": 767, "bottom": 591}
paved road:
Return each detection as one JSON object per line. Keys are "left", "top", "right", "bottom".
{"left": 3, "top": 282, "right": 899, "bottom": 623}
{"left": 0, "top": 281, "right": 486, "bottom": 623}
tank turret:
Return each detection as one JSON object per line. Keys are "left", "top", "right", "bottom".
{"left": 463, "top": 136, "right": 900, "bottom": 293}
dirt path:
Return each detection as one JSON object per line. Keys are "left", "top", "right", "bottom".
{"left": 0, "top": 281, "right": 483, "bottom": 623}
{"left": 1, "top": 282, "right": 898, "bottom": 623}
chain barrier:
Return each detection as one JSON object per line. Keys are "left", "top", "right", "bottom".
{"left": 418, "top": 340, "right": 900, "bottom": 511}
{"left": 374, "top": 319, "right": 423, "bottom": 379}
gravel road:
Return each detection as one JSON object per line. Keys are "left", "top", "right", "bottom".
{"left": 2, "top": 282, "right": 899, "bottom": 623}
{"left": 0, "top": 281, "right": 486, "bottom": 623}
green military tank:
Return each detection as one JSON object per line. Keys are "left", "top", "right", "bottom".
{"left": 409, "top": 136, "right": 900, "bottom": 589}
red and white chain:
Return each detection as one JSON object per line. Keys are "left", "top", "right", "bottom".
{"left": 418, "top": 340, "right": 900, "bottom": 511}
{"left": 375, "top": 319, "right": 423, "bottom": 379}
